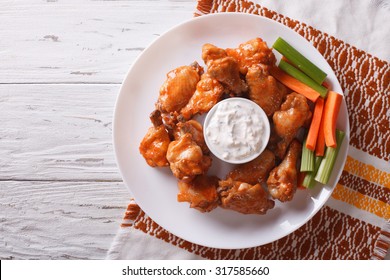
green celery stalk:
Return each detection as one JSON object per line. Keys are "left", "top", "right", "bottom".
{"left": 273, "top": 37, "right": 327, "bottom": 84}
{"left": 301, "top": 138, "right": 314, "bottom": 172}
{"left": 314, "top": 130, "right": 346, "bottom": 184}
{"left": 302, "top": 156, "right": 323, "bottom": 188}
{"left": 278, "top": 60, "right": 328, "bottom": 98}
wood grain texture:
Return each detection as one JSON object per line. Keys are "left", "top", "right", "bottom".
{"left": 0, "top": 181, "right": 129, "bottom": 259}
{"left": 0, "top": 84, "right": 121, "bottom": 181}
{"left": 0, "top": 0, "right": 195, "bottom": 83}
{"left": 0, "top": 0, "right": 195, "bottom": 259}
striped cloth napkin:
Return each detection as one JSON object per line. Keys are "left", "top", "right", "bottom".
{"left": 108, "top": 0, "right": 389, "bottom": 260}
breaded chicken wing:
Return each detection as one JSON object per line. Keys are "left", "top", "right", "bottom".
{"left": 180, "top": 73, "right": 224, "bottom": 120}
{"left": 246, "top": 65, "right": 288, "bottom": 116}
{"left": 177, "top": 175, "right": 219, "bottom": 213}
{"left": 226, "top": 38, "right": 276, "bottom": 75}
{"left": 267, "top": 140, "right": 302, "bottom": 202}
{"left": 167, "top": 133, "right": 212, "bottom": 182}
{"left": 139, "top": 110, "right": 171, "bottom": 167}
{"left": 218, "top": 178, "right": 275, "bottom": 215}
{"left": 271, "top": 92, "right": 311, "bottom": 158}
{"left": 226, "top": 149, "right": 276, "bottom": 185}
{"left": 156, "top": 63, "right": 203, "bottom": 113}
{"left": 202, "top": 43, "right": 247, "bottom": 96}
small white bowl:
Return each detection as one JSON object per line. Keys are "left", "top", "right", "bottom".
{"left": 203, "top": 97, "right": 270, "bottom": 164}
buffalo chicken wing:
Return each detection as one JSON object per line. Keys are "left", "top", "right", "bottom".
{"left": 226, "top": 149, "right": 276, "bottom": 185}
{"left": 167, "top": 133, "right": 211, "bottom": 182}
{"left": 139, "top": 110, "right": 171, "bottom": 167}
{"left": 271, "top": 92, "right": 311, "bottom": 158}
{"left": 177, "top": 175, "right": 219, "bottom": 212}
{"left": 156, "top": 63, "right": 202, "bottom": 113}
{"left": 226, "top": 38, "right": 276, "bottom": 75}
{"left": 180, "top": 73, "right": 224, "bottom": 120}
{"left": 246, "top": 65, "right": 288, "bottom": 116}
{"left": 202, "top": 43, "right": 247, "bottom": 96}
{"left": 218, "top": 178, "right": 275, "bottom": 215}
{"left": 267, "top": 140, "right": 302, "bottom": 202}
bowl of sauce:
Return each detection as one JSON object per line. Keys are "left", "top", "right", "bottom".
{"left": 204, "top": 97, "right": 270, "bottom": 164}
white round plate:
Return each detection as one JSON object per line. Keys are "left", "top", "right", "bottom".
{"left": 113, "top": 13, "right": 350, "bottom": 249}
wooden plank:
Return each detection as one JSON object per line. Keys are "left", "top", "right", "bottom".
{"left": 0, "top": 180, "right": 129, "bottom": 259}
{"left": 0, "top": 84, "right": 123, "bottom": 181}
{"left": 0, "top": 0, "right": 194, "bottom": 83}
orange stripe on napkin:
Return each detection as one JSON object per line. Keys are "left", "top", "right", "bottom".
{"left": 344, "top": 156, "right": 390, "bottom": 189}
{"left": 332, "top": 184, "right": 390, "bottom": 219}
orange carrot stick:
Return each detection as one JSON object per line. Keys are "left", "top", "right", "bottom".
{"left": 306, "top": 97, "right": 325, "bottom": 151}
{"left": 323, "top": 91, "right": 343, "bottom": 148}
{"left": 315, "top": 114, "right": 326, "bottom": 156}
{"left": 270, "top": 66, "right": 320, "bottom": 102}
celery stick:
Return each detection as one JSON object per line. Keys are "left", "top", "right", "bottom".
{"left": 273, "top": 37, "right": 327, "bottom": 84}
{"left": 302, "top": 156, "right": 323, "bottom": 188}
{"left": 301, "top": 138, "right": 314, "bottom": 172}
{"left": 314, "top": 130, "right": 345, "bottom": 184}
{"left": 279, "top": 60, "right": 328, "bottom": 98}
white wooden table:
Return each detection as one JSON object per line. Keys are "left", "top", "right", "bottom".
{"left": 0, "top": 0, "right": 195, "bottom": 259}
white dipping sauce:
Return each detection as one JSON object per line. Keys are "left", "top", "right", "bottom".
{"left": 204, "top": 98, "right": 270, "bottom": 164}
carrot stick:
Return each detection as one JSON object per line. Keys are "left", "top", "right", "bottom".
{"left": 323, "top": 91, "right": 343, "bottom": 148}
{"left": 306, "top": 97, "right": 325, "bottom": 151}
{"left": 315, "top": 114, "right": 326, "bottom": 156}
{"left": 278, "top": 60, "right": 328, "bottom": 97}
{"left": 270, "top": 66, "right": 320, "bottom": 102}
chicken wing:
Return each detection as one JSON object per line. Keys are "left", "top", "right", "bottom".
{"left": 167, "top": 133, "right": 212, "bottom": 182}
{"left": 180, "top": 73, "right": 224, "bottom": 120}
{"left": 156, "top": 63, "right": 203, "bottom": 113}
{"left": 218, "top": 178, "right": 275, "bottom": 215}
{"left": 226, "top": 149, "right": 276, "bottom": 185}
{"left": 226, "top": 38, "right": 276, "bottom": 75}
{"left": 202, "top": 43, "right": 227, "bottom": 62}
{"left": 160, "top": 111, "right": 179, "bottom": 140}
{"left": 173, "top": 119, "right": 209, "bottom": 154}
{"left": 267, "top": 139, "right": 302, "bottom": 202}
{"left": 271, "top": 92, "right": 311, "bottom": 158}
{"left": 139, "top": 110, "right": 171, "bottom": 167}
{"left": 246, "top": 65, "right": 288, "bottom": 116}
{"left": 202, "top": 43, "right": 247, "bottom": 96}
{"left": 177, "top": 175, "right": 219, "bottom": 213}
